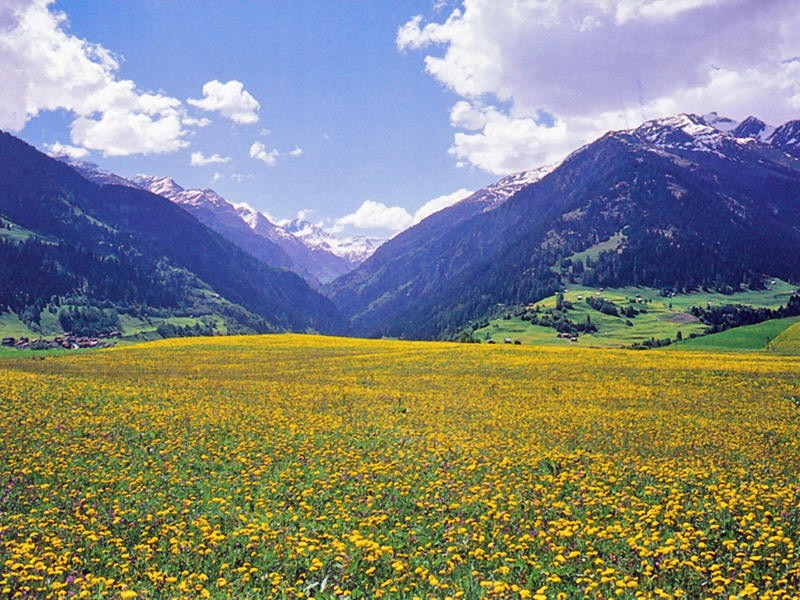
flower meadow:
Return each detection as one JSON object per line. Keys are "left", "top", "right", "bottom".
{"left": 1, "top": 335, "right": 799, "bottom": 599}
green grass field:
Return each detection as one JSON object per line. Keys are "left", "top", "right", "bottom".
{"left": 0, "top": 309, "right": 226, "bottom": 349}
{"left": 674, "top": 316, "right": 800, "bottom": 352}
{"left": 0, "top": 217, "right": 59, "bottom": 244}
{"left": 475, "top": 280, "right": 799, "bottom": 350}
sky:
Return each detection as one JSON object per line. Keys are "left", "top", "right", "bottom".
{"left": 2, "top": 0, "right": 800, "bottom": 240}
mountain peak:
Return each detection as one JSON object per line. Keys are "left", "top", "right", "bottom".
{"left": 702, "top": 112, "right": 740, "bottom": 133}
{"left": 55, "top": 157, "right": 136, "bottom": 187}
{"left": 131, "top": 175, "right": 185, "bottom": 197}
{"left": 769, "top": 120, "right": 800, "bottom": 158}
{"left": 281, "top": 217, "right": 383, "bottom": 266}
{"left": 630, "top": 113, "right": 752, "bottom": 158}
{"left": 732, "top": 116, "right": 773, "bottom": 141}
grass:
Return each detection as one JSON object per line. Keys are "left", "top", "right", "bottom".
{"left": 474, "top": 279, "right": 799, "bottom": 349}
{"left": 0, "top": 308, "right": 227, "bottom": 347}
{"left": 0, "top": 217, "right": 59, "bottom": 244}
{"left": 1, "top": 335, "right": 799, "bottom": 599}
{"left": 674, "top": 316, "right": 800, "bottom": 352}
{"left": 772, "top": 320, "right": 800, "bottom": 354}
{"left": 562, "top": 231, "right": 626, "bottom": 266}
{"left": 116, "top": 314, "right": 227, "bottom": 341}
{"left": 0, "top": 312, "right": 34, "bottom": 338}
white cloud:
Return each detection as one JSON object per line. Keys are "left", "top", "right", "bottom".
{"left": 44, "top": 141, "right": 88, "bottom": 159}
{"left": 399, "top": 0, "right": 800, "bottom": 174}
{"left": 335, "top": 200, "right": 414, "bottom": 232}
{"left": 190, "top": 151, "right": 230, "bottom": 166}
{"left": 249, "top": 141, "right": 278, "bottom": 166}
{"left": 332, "top": 188, "right": 473, "bottom": 234}
{"left": 0, "top": 0, "right": 191, "bottom": 156}
{"left": 183, "top": 116, "right": 211, "bottom": 127}
{"left": 249, "top": 142, "right": 303, "bottom": 166}
{"left": 412, "top": 188, "right": 472, "bottom": 223}
{"left": 188, "top": 79, "right": 260, "bottom": 124}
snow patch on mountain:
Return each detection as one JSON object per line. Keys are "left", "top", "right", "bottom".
{"left": 732, "top": 116, "right": 774, "bottom": 142}
{"left": 54, "top": 157, "right": 138, "bottom": 188}
{"left": 769, "top": 120, "right": 800, "bottom": 157}
{"left": 132, "top": 177, "right": 233, "bottom": 214}
{"left": 633, "top": 114, "right": 737, "bottom": 157}
{"left": 461, "top": 163, "right": 557, "bottom": 214}
{"left": 130, "top": 175, "right": 185, "bottom": 198}
{"left": 279, "top": 217, "right": 383, "bottom": 266}
{"left": 702, "top": 112, "right": 740, "bottom": 133}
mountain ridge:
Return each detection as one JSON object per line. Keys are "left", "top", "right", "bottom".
{"left": 62, "top": 160, "right": 381, "bottom": 286}
{"left": 0, "top": 131, "right": 346, "bottom": 336}
{"left": 327, "top": 112, "right": 800, "bottom": 339}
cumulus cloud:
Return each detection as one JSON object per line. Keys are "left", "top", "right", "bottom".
{"left": 249, "top": 141, "right": 279, "bottom": 166}
{"left": 249, "top": 142, "right": 303, "bottom": 166}
{"left": 44, "top": 141, "right": 88, "bottom": 159}
{"left": 398, "top": 0, "right": 800, "bottom": 174}
{"left": 335, "top": 200, "right": 414, "bottom": 232}
{"left": 188, "top": 80, "right": 260, "bottom": 124}
{"left": 190, "top": 151, "right": 230, "bottom": 166}
{"left": 412, "top": 188, "right": 472, "bottom": 223}
{"left": 0, "top": 0, "right": 191, "bottom": 155}
{"left": 183, "top": 116, "right": 211, "bottom": 127}
{"left": 332, "top": 188, "right": 473, "bottom": 234}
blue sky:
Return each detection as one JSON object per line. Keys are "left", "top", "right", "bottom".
{"left": 3, "top": 1, "right": 800, "bottom": 239}
{"left": 6, "top": 0, "right": 491, "bottom": 236}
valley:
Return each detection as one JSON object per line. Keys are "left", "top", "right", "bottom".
{"left": 4, "top": 3, "right": 800, "bottom": 598}
{"left": 2, "top": 112, "right": 800, "bottom": 351}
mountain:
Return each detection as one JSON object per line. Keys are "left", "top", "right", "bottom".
{"left": 234, "top": 206, "right": 355, "bottom": 285}
{"left": 0, "top": 131, "right": 345, "bottom": 336}
{"left": 58, "top": 157, "right": 140, "bottom": 188}
{"left": 129, "top": 175, "right": 314, "bottom": 282}
{"left": 768, "top": 120, "right": 800, "bottom": 158}
{"left": 279, "top": 217, "right": 384, "bottom": 267}
{"left": 58, "top": 159, "right": 384, "bottom": 285}
{"left": 731, "top": 116, "right": 773, "bottom": 141}
{"left": 128, "top": 175, "right": 369, "bottom": 286}
{"left": 327, "top": 113, "right": 800, "bottom": 339}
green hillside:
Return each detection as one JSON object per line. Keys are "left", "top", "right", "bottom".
{"left": 674, "top": 316, "right": 800, "bottom": 352}
{"left": 472, "top": 279, "right": 799, "bottom": 349}
{"left": 771, "top": 321, "right": 800, "bottom": 354}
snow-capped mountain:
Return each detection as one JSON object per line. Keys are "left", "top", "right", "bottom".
{"left": 769, "top": 120, "right": 800, "bottom": 158}
{"left": 131, "top": 175, "right": 380, "bottom": 284}
{"left": 130, "top": 175, "right": 305, "bottom": 275}
{"left": 700, "top": 111, "right": 739, "bottom": 133}
{"left": 280, "top": 217, "right": 384, "bottom": 266}
{"left": 631, "top": 113, "right": 748, "bottom": 158}
{"left": 328, "top": 111, "right": 800, "bottom": 339}
{"left": 235, "top": 205, "right": 356, "bottom": 284}
{"left": 55, "top": 157, "right": 138, "bottom": 188}
{"left": 731, "top": 116, "right": 774, "bottom": 141}
{"left": 50, "top": 158, "right": 385, "bottom": 285}
{"left": 635, "top": 112, "right": 795, "bottom": 156}
{"left": 9, "top": 133, "right": 345, "bottom": 335}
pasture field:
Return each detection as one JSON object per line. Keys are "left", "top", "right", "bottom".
{"left": 673, "top": 318, "right": 800, "bottom": 353}
{"left": 1, "top": 335, "right": 799, "bottom": 599}
{"left": 475, "top": 280, "right": 799, "bottom": 348}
